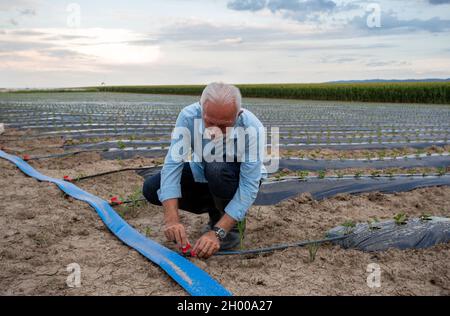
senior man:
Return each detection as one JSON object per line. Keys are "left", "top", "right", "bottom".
{"left": 143, "top": 82, "right": 265, "bottom": 259}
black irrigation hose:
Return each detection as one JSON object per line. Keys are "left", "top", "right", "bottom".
{"left": 214, "top": 235, "right": 349, "bottom": 256}
{"left": 114, "top": 197, "right": 147, "bottom": 205}
{"left": 110, "top": 198, "right": 350, "bottom": 256}
{"left": 27, "top": 148, "right": 108, "bottom": 160}
{"left": 73, "top": 166, "right": 161, "bottom": 181}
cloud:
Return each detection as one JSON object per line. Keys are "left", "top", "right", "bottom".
{"left": 0, "top": 39, "right": 52, "bottom": 52}
{"left": 157, "top": 20, "right": 289, "bottom": 43}
{"left": 428, "top": 0, "right": 450, "bottom": 4}
{"left": 0, "top": 0, "right": 36, "bottom": 11}
{"left": 266, "top": 0, "right": 336, "bottom": 13}
{"left": 227, "top": 0, "right": 266, "bottom": 11}
{"left": 18, "top": 8, "right": 36, "bottom": 16}
{"left": 227, "top": 0, "right": 358, "bottom": 22}
{"left": 10, "top": 30, "right": 46, "bottom": 36}
{"left": 40, "top": 48, "right": 92, "bottom": 59}
{"left": 349, "top": 11, "right": 450, "bottom": 33}
{"left": 219, "top": 37, "right": 244, "bottom": 44}
{"left": 0, "top": 28, "right": 161, "bottom": 74}
{"left": 8, "top": 18, "right": 19, "bottom": 26}
{"left": 366, "top": 60, "right": 410, "bottom": 67}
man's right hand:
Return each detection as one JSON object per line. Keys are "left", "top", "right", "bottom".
{"left": 164, "top": 221, "right": 189, "bottom": 248}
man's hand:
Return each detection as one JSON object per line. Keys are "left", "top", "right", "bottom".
{"left": 164, "top": 221, "right": 189, "bottom": 248}
{"left": 192, "top": 231, "right": 220, "bottom": 259}
{"left": 162, "top": 198, "right": 190, "bottom": 248}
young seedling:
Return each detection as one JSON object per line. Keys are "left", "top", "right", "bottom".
{"left": 117, "top": 140, "right": 126, "bottom": 150}
{"left": 74, "top": 173, "right": 86, "bottom": 181}
{"left": 145, "top": 226, "right": 152, "bottom": 237}
{"left": 318, "top": 170, "right": 326, "bottom": 179}
{"left": 342, "top": 220, "right": 356, "bottom": 234}
{"left": 336, "top": 171, "right": 344, "bottom": 178}
{"left": 386, "top": 170, "right": 395, "bottom": 178}
{"left": 237, "top": 218, "right": 246, "bottom": 250}
{"left": 354, "top": 171, "right": 362, "bottom": 178}
{"left": 393, "top": 213, "right": 408, "bottom": 225}
{"left": 437, "top": 167, "right": 446, "bottom": 176}
{"left": 367, "top": 217, "right": 380, "bottom": 230}
{"left": 297, "top": 170, "right": 309, "bottom": 180}
{"left": 128, "top": 186, "right": 144, "bottom": 208}
{"left": 307, "top": 242, "right": 320, "bottom": 263}
{"left": 370, "top": 170, "right": 380, "bottom": 178}
{"left": 407, "top": 168, "right": 417, "bottom": 177}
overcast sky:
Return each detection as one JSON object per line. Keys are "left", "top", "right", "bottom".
{"left": 1, "top": 0, "right": 450, "bottom": 88}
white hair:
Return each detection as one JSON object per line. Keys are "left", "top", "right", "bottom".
{"left": 200, "top": 82, "right": 242, "bottom": 111}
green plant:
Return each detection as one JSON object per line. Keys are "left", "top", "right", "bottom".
{"left": 128, "top": 186, "right": 143, "bottom": 206}
{"left": 297, "top": 170, "right": 309, "bottom": 180}
{"left": 437, "top": 167, "right": 446, "bottom": 176}
{"left": 407, "top": 168, "right": 417, "bottom": 176}
{"left": 354, "top": 171, "right": 363, "bottom": 178}
{"left": 117, "top": 140, "right": 126, "bottom": 150}
{"left": 342, "top": 220, "right": 356, "bottom": 234}
{"left": 307, "top": 242, "right": 320, "bottom": 263}
{"left": 367, "top": 217, "right": 380, "bottom": 230}
{"left": 75, "top": 173, "right": 86, "bottom": 181}
{"left": 237, "top": 219, "right": 246, "bottom": 250}
{"left": 370, "top": 170, "right": 380, "bottom": 178}
{"left": 318, "top": 170, "right": 326, "bottom": 179}
{"left": 145, "top": 226, "right": 152, "bottom": 237}
{"left": 393, "top": 213, "right": 408, "bottom": 225}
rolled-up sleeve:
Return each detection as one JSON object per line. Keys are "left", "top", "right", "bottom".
{"left": 224, "top": 160, "right": 262, "bottom": 221}
{"left": 224, "top": 126, "right": 263, "bottom": 221}
{"left": 157, "top": 111, "right": 190, "bottom": 203}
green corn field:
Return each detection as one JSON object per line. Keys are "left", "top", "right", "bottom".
{"left": 7, "top": 82, "right": 450, "bottom": 104}
{"left": 93, "top": 82, "right": 450, "bottom": 104}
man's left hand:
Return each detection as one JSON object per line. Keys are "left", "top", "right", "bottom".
{"left": 192, "top": 231, "right": 220, "bottom": 259}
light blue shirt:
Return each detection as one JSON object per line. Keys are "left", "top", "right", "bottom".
{"left": 157, "top": 102, "right": 266, "bottom": 221}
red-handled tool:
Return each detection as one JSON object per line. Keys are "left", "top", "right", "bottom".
{"left": 110, "top": 196, "right": 123, "bottom": 205}
{"left": 181, "top": 242, "right": 192, "bottom": 254}
{"left": 63, "top": 175, "right": 73, "bottom": 182}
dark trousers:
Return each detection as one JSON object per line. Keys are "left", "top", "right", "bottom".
{"left": 142, "top": 162, "right": 240, "bottom": 225}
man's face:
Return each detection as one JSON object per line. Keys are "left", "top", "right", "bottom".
{"left": 202, "top": 101, "right": 242, "bottom": 136}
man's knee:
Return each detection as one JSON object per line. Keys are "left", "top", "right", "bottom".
{"left": 204, "top": 162, "right": 240, "bottom": 199}
{"left": 142, "top": 174, "right": 162, "bottom": 206}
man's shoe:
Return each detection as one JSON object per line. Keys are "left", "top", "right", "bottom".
{"left": 219, "top": 229, "right": 241, "bottom": 250}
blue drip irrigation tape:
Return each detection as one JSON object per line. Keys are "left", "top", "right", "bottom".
{"left": 0, "top": 150, "right": 231, "bottom": 297}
